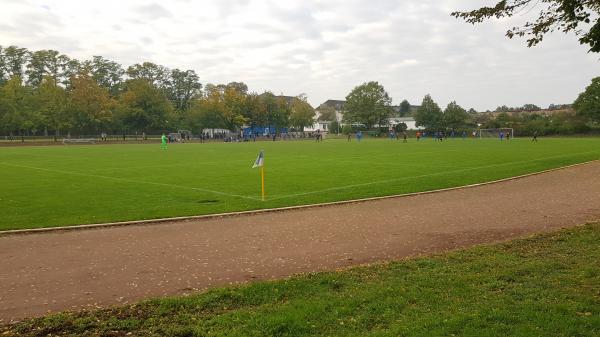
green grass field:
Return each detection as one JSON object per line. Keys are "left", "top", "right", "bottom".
{"left": 0, "top": 137, "right": 598, "bottom": 231}
{"left": 3, "top": 223, "right": 598, "bottom": 336}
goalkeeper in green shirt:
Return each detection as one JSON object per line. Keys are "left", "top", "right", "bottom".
{"left": 161, "top": 134, "right": 168, "bottom": 150}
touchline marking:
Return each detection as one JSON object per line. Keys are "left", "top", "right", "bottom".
{"left": 267, "top": 151, "right": 599, "bottom": 201}
{"left": 332, "top": 158, "right": 461, "bottom": 170}
{"left": 85, "top": 158, "right": 253, "bottom": 174}
{"left": 0, "top": 162, "right": 262, "bottom": 201}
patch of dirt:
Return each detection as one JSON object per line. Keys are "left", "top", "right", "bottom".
{"left": 0, "top": 161, "right": 599, "bottom": 323}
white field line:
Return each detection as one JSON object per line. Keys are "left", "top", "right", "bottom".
{"left": 85, "top": 158, "right": 253, "bottom": 174}
{"left": 0, "top": 162, "right": 262, "bottom": 201}
{"left": 331, "top": 158, "right": 462, "bottom": 170}
{"left": 266, "top": 151, "right": 599, "bottom": 201}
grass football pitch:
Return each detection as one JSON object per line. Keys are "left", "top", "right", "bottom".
{"left": 0, "top": 137, "right": 598, "bottom": 231}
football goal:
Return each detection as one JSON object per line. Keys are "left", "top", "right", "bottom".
{"left": 478, "top": 128, "right": 514, "bottom": 139}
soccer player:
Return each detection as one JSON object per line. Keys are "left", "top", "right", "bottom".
{"left": 161, "top": 133, "right": 167, "bottom": 150}
{"left": 506, "top": 132, "right": 510, "bottom": 141}
{"left": 499, "top": 131, "right": 504, "bottom": 141}
{"left": 403, "top": 131, "right": 408, "bottom": 143}
{"left": 532, "top": 131, "right": 538, "bottom": 142}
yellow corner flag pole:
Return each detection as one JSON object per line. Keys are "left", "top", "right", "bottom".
{"left": 253, "top": 150, "right": 265, "bottom": 201}
{"left": 261, "top": 166, "right": 265, "bottom": 201}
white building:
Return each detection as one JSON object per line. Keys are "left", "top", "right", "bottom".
{"left": 306, "top": 100, "right": 423, "bottom": 132}
{"left": 388, "top": 117, "right": 423, "bottom": 130}
{"left": 305, "top": 100, "right": 345, "bottom": 132}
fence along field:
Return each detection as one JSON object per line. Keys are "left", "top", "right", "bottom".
{"left": 0, "top": 137, "right": 598, "bottom": 231}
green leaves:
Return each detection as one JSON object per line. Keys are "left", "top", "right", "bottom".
{"left": 452, "top": 0, "right": 600, "bottom": 53}
{"left": 414, "top": 94, "right": 443, "bottom": 130}
{"left": 574, "top": 77, "right": 600, "bottom": 123}
{"left": 344, "top": 81, "right": 393, "bottom": 130}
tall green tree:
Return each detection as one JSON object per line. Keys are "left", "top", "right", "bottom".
{"left": 226, "top": 82, "right": 248, "bottom": 94}
{"left": 574, "top": 76, "right": 600, "bottom": 123}
{"left": 243, "top": 93, "right": 267, "bottom": 129}
{"left": 167, "top": 69, "right": 202, "bottom": 112}
{"left": 86, "top": 56, "right": 124, "bottom": 96}
{"left": 221, "top": 86, "right": 248, "bottom": 130}
{"left": 26, "top": 50, "right": 76, "bottom": 88}
{"left": 272, "top": 96, "right": 291, "bottom": 131}
{"left": 36, "top": 76, "right": 70, "bottom": 138}
{"left": 0, "top": 46, "right": 6, "bottom": 84}
{"left": 126, "top": 62, "right": 170, "bottom": 88}
{"left": 0, "top": 76, "right": 35, "bottom": 136}
{"left": 0, "top": 46, "right": 29, "bottom": 81}
{"left": 117, "top": 79, "right": 173, "bottom": 133}
{"left": 260, "top": 92, "right": 279, "bottom": 130}
{"left": 290, "top": 94, "right": 315, "bottom": 131}
{"left": 452, "top": 1, "right": 600, "bottom": 53}
{"left": 414, "top": 94, "right": 443, "bottom": 130}
{"left": 443, "top": 101, "right": 469, "bottom": 130}
{"left": 69, "top": 73, "right": 115, "bottom": 133}
{"left": 399, "top": 99, "right": 411, "bottom": 116}
{"left": 344, "top": 81, "right": 393, "bottom": 129}
{"left": 317, "top": 105, "right": 337, "bottom": 122}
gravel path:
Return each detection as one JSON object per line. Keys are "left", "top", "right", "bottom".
{"left": 1, "top": 161, "right": 599, "bottom": 323}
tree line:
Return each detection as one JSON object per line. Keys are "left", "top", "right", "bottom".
{"left": 0, "top": 45, "right": 315, "bottom": 138}
{"left": 342, "top": 80, "right": 599, "bottom": 136}
{"left": 1, "top": 44, "right": 598, "bottom": 139}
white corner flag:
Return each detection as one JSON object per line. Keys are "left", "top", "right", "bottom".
{"left": 252, "top": 150, "right": 265, "bottom": 201}
{"left": 252, "top": 150, "right": 264, "bottom": 168}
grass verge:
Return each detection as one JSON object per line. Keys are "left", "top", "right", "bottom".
{"left": 2, "top": 223, "right": 599, "bottom": 337}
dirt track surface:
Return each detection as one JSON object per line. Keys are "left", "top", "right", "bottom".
{"left": 1, "top": 162, "right": 599, "bottom": 323}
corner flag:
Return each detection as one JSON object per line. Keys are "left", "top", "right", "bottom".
{"left": 252, "top": 150, "right": 265, "bottom": 201}
{"left": 252, "top": 150, "right": 264, "bottom": 168}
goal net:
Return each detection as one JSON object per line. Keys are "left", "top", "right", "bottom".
{"left": 478, "top": 128, "right": 514, "bottom": 139}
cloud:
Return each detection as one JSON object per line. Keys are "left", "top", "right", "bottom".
{"left": 133, "top": 3, "right": 172, "bottom": 20}
{"left": 0, "top": 0, "right": 597, "bottom": 110}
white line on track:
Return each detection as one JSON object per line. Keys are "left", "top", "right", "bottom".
{"left": 0, "top": 162, "right": 262, "bottom": 201}
{"left": 266, "top": 151, "right": 599, "bottom": 201}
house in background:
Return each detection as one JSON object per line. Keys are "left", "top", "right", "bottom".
{"left": 305, "top": 99, "right": 346, "bottom": 132}
{"left": 306, "top": 99, "right": 423, "bottom": 133}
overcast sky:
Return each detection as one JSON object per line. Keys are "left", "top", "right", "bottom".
{"left": 1, "top": 0, "right": 598, "bottom": 110}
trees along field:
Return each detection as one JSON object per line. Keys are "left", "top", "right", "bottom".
{"left": 0, "top": 44, "right": 318, "bottom": 138}
{"left": 69, "top": 73, "right": 115, "bottom": 135}
{"left": 290, "top": 94, "right": 317, "bottom": 131}
{"left": 0, "top": 42, "right": 598, "bottom": 138}
{"left": 399, "top": 99, "right": 411, "bottom": 116}
{"left": 38, "top": 76, "right": 70, "bottom": 140}
{"left": 414, "top": 94, "right": 444, "bottom": 131}
{"left": 574, "top": 77, "right": 600, "bottom": 123}
{"left": 443, "top": 101, "right": 470, "bottom": 131}
{"left": 343, "top": 81, "right": 393, "bottom": 130}
{"left": 117, "top": 79, "right": 174, "bottom": 134}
